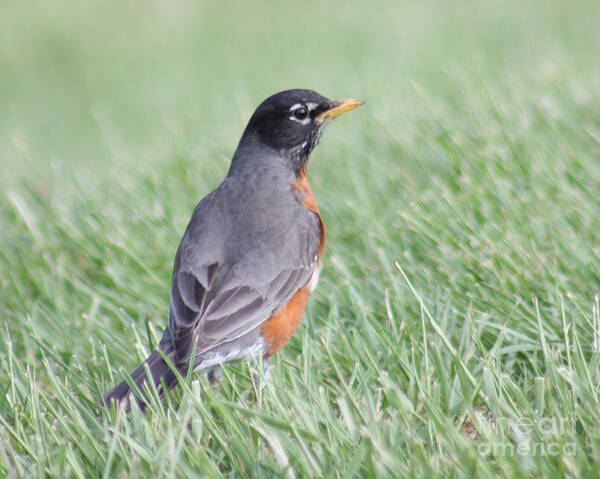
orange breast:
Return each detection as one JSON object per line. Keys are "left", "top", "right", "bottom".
{"left": 290, "top": 168, "right": 325, "bottom": 261}
{"left": 261, "top": 169, "right": 325, "bottom": 356}
{"left": 262, "top": 286, "right": 310, "bottom": 356}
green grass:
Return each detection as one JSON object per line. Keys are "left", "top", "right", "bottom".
{"left": 2, "top": 0, "right": 600, "bottom": 477}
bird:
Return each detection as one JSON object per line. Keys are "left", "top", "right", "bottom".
{"left": 103, "top": 89, "right": 363, "bottom": 410}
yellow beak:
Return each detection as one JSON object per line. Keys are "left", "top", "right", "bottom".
{"left": 315, "top": 98, "right": 364, "bottom": 123}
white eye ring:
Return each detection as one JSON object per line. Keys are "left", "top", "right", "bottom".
{"left": 289, "top": 104, "right": 311, "bottom": 125}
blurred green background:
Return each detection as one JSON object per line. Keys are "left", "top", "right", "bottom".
{"left": 2, "top": 0, "right": 599, "bottom": 182}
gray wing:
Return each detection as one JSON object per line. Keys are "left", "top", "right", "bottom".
{"left": 166, "top": 193, "right": 321, "bottom": 365}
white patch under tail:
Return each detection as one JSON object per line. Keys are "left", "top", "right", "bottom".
{"left": 193, "top": 337, "right": 266, "bottom": 372}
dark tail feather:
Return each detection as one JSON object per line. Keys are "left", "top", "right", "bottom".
{"left": 103, "top": 349, "right": 182, "bottom": 411}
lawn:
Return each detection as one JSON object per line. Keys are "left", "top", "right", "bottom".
{"left": 1, "top": 0, "right": 600, "bottom": 477}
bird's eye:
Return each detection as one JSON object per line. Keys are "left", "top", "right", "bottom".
{"left": 293, "top": 107, "right": 308, "bottom": 120}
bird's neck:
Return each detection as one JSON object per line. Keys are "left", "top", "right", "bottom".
{"left": 228, "top": 130, "right": 308, "bottom": 181}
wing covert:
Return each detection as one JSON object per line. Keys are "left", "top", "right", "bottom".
{"left": 167, "top": 207, "right": 321, "bottom": 365}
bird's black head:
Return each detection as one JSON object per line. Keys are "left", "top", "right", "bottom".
{"left": 233, "top": 89, "right": 363, "bottom": 176}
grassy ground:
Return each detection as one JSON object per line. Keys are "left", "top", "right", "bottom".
{"left": 2, "top": 0, "right": 600, "bottom": 477}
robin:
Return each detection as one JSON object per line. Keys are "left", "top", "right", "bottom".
{"left": 103, "top": 89, "right": 363, "bottom": 410}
